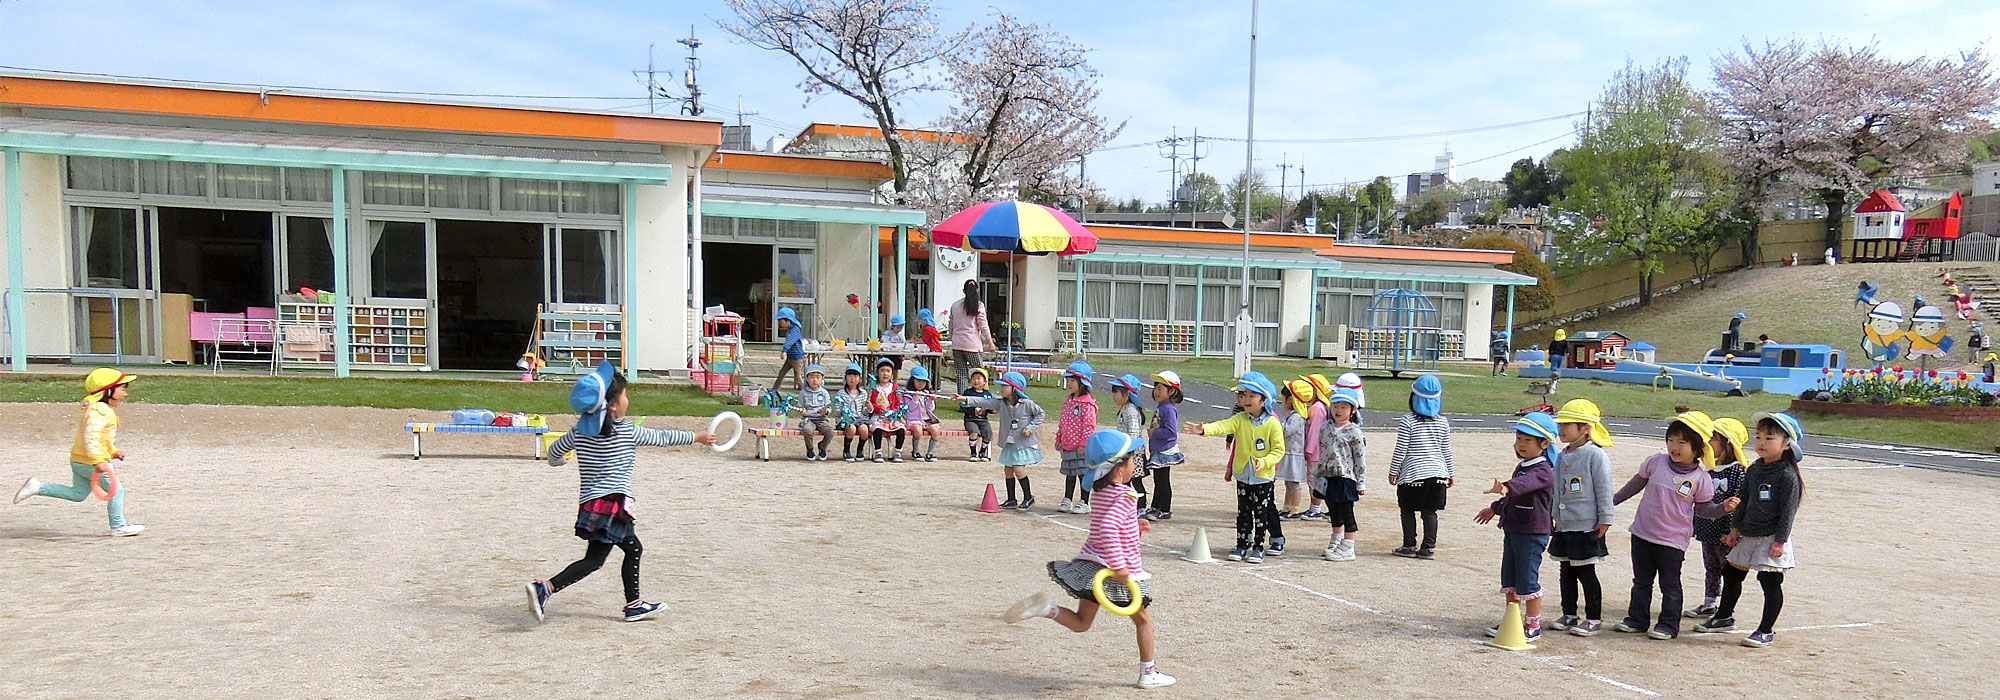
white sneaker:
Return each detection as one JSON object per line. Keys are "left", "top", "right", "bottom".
{"left": 1336, "top": 540, "right": 1357, "bottom": 561}
{"left": 14, "top": 478, "right": 40, "bottom": 505}
{"left": 1323, "top": 546, "right": 1343, "bottom": 561}
{"left": 1073, "top": 502, "right": 1091, "bottom": 515}
{"left": 1002, "top": 591, "right": 1057, "bottom": 624}
{"left": 1137, "top": 671, "right": 1177, "bottom": 689}
{"left": 109, "top": 524, "right": 146, "bottom": 537}
{"left": 1057, "top": 498, "right": 1074, "bottom": 514}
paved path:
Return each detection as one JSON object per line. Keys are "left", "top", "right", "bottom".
{"left": 1103, "top": 370, "right": 2000, "bottom": 478}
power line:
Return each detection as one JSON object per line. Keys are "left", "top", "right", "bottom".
{"left": 0, "top": 64, "right": 640, "bottom": 101}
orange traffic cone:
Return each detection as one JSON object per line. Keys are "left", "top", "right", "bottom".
{"left": 977, "top": 483, "right": 1003, "bottom": 513}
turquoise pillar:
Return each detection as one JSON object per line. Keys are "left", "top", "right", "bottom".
{"left": 869, "top": 227, "right": 881, "bottom": 338}
{"left": 623, "top": 182, "right": 639, "bottom": 374}
{"left": 1073, "top": 258, "right": 1085, "bottom": 355}
{"left": 4, "top": 150, "right": 23, "bottom": 372}
{"left": 894, "top": 224, "right": 908, "bottom": 325}
{"left": 1192, "top": 266, "right": 1204, "bottom": 358}
{"left": 1505, "top": 284, "right": 1516, "bottom": 341}
{"left": 330, "top": 167, "right": 350, "bottom": 378}
{"left": 1307, "top": 269, "right": 1319, "bottom": 361}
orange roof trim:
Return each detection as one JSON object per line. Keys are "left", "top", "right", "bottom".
{"left": 789, "top": 122, "right": 971, "bottom": 150}
{"left": 1319, "top": 242, "right": 1515, "bottom": 264}
{"left": 706, "top": 150, "right": 893, "bottom": 180}
{"left": 0, "top": 74, "right": 721, "bottom": 146}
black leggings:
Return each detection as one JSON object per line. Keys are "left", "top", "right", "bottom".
{"left": 870, "top": 428, "right": 905, "bottom": 451}
{"left": 549, "top": 536, "right": 643, "bottom": 603}
{"left": 1716, "top": 566, "right": 1785, "bottom": 633}
{"left": 1399, "top": 509, "right": 1440, "bottom": 550}
{"left": 1325, "top": 500, "right": 1358, "bottom": 532}
{"left": 1559, "top": 561, "right": 1602, "bottom": 619}
{"left": 1142, "top": 466, "right": 1173, "bottom": 513}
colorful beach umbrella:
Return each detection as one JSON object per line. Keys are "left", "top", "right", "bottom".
{"left": 931, "top": 200, "right": 1097, "bottom": 256}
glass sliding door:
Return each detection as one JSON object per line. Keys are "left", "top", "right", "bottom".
{"left": 546, "top": 227, "right": 618, "bottom": 306}
{"left": 367, "top": 219, "right": 431, "bottom": 302}
{"left": 775, "top": 246, "right": 816, "bottom": 336}
{"left": 281, "top": 216, "right": 336, "bottom": 294}
{"left": 70, "top": 205, "right": 158, "bottom": 361}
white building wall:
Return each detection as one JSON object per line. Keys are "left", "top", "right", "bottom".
{"left": 1279, "top": 268, "right": 1313, "bottom": 354}
{"left": 630, "top": 175, "right": 690, "bottom": 373}
{"left": 2, "top": 153, "right": 72, "bottom": 357}
{"left": 1465, "top": 282, "right": 1494, "bottom": 360}
{"left": 1020, "top": 254, "right": 1059, "bottom": 350}
{"left": 928, "top": 245, "right": 976, "bottom": 334}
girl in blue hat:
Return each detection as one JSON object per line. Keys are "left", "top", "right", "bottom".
{"left": 1315, "top": 387, "right": 1367, "bottom": 561}
{"left": 527, "top": 362, "right": 716, "bottom": 624}
{"left": 1108, "top": 373, "right": 1150, "bottom": 512}
{"left": 1004, "top": 429, "right": 1176, "bottom": 689}
{"left": 834, "top": 362, "right": 870, "bottom": 461}
{"left": 904, "top": 365, "right": 943, "bottom": 462}
{"left": 1475, "top": 413, "right": 1560, "bottom": 642}
{"left": 1185, "top": 371, "right": 1288, "bottom": 562}
{"left": 1055, "top": 360, "right": 1100, "bottom": 515}
{"left": 957, "top": 371, "right": 1045, "bottom": 510}
{"left": 1390, "top": 374, "right": 1455, "bottom": 560}
{"left": 1697, "top": 412, "right": 1805, "bottom": 648}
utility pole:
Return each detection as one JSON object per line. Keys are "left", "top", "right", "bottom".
{"left": 637, "top": 27, "right": 706, "bottom": 116}
{"left": 1233, "top": 0, "right": 1258, "bottom": 380}
{"left": 678, "top": 27, "right": 703, "bottom": 116}
{"left": 1187, "top": 128, "right": 1206, "bottom": 216}
{"left": 1158, "top": 128, "right": 1182, "bottom": 228}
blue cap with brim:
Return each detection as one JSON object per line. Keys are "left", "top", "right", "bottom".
{"left": 1233, "top": 371, "right": 1277, "bottom": 403}
{"left": 569, "top": 361, "right": 620, "bottom": 435}
{"left": 909, "top": 365, "right": 930, "bottom": 383}
{"left": 775, "top": 307, "right": 798, "bottom": 324}
{"left": 1080, "top": 429, "right": 1142, "bottom": 489}
{"left": 1514, "top": 412, "right": 1562, "bottom": 467}
{"left": 1410, "top": 373, "right": 1443, "bottom": 418}
{"left": 1000, "top": 370, "right": 1029, "bottom": 392}
{"left": 1751, "top": 411, "right": 1806, "bottom": 463}
{"left": 1064, "top": 360, "right": 1095, "bottom": 389}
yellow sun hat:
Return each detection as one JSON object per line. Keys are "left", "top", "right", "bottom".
{"left": 1710, "top": 417, "right": 1751, "bottom": 469}
{"left": 1554, "top": 328, "right": 1567, "bottom": 342}
{"left": 1285, "top": 378, "right": 1317, "bottom": 417}
{"left": 1671, "top": 410, "right": 1718, "bottom": 469}
{"left": 1304, "top": 373, "right": 1334, "bottom": 404}
{"left": 83, "top": 368, "right": 136, "bottom": 403}
{"left": 1553, "top": 398, "right": 1614, "bottom": 447}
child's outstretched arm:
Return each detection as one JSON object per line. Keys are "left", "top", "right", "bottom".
{"left": 546, "top": 430, "right": 578, "bottom": 466}
{"left": 1611, "top": 474, "right": 1646, "bottom": 505}
{"left": 632, "top": 424, "right": 716, "bottom": 447}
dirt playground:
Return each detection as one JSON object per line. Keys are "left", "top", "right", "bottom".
{"left": 0, "top": 402, "right": 1989, "bottom": 698}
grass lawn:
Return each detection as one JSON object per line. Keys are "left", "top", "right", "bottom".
{"left": 0, "top": 372, "right": 739, "bottom": 418}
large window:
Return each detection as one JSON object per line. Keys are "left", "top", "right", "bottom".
{"left": 369, "top": 221, "right": 428, "bottom": 299}
{"left": 553, "top": 228, "right": 617, "bottom": 304}
{"left": 1059, "top": 258, "right": 1283, "bottom": 354}
{"left": 75, "top": 207, "right": 141, "bottom": 288}
{"left": 285, "top": 217, "right": 336, "bottom": 293}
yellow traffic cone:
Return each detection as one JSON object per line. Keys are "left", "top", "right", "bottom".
{"left": 1487, "top": 601, "right": 1535, "bottom": 650}
{"left": 1181, "top": 526, "right": 1217, "bottom": 564}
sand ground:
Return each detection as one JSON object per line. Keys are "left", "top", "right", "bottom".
{"left": 0, "top": 402, "right": 1992, "bottom": 699}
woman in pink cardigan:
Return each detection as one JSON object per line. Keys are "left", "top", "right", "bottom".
{"left": 948, "top": 279, "right": 998, "bottom": 393}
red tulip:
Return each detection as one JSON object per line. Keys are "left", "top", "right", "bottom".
{"left": 1929, "top": 369, "right": 1939, "bottom": 378}
{"left": 1959, "top": 371, "right": 1971, "bottom": 380}
{"left": 1892, "top": 365, "right": 1905, "bottom": 373}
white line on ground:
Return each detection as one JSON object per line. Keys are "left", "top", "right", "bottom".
{"left": 1727, "top": 621, "right": 1881, "bottom": 634}
{"left": 1607, "top": 423, "right": 1632, "bottom": 427}
{"left": 1457, "top": 418, "right": 1484, "bottom": 423}
{"left": 1803, "top": 464, "right": 1911, "bottom": 471}
{"left": 1521, "top": 652, "right": 1663, "bottom": 697}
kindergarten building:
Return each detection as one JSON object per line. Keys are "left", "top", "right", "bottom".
{"left": 0, "top": 74, "right": 1529, "bottom": 377}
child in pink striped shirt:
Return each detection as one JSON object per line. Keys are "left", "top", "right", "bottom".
{"left": 1005, "top": 429, "right": 1175, "bottom": 689}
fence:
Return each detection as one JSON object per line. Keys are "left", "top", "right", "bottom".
{"left": 1513, "top": 218, "right": 1836, "bottom": 329}
{"left": 1959, "top": 233, "right": 2000, "bottom": 262}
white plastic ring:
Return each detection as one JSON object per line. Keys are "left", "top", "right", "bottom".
{"left": 709, "top": 411, "right": 744, "bottom": 452}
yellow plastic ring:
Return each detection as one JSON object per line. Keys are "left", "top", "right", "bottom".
{"left": 1090, "top": 568, "right": 1144, "bottom": 616}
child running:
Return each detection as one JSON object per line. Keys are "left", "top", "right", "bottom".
{"left": 1546, "top": 399, "right": 1616, "bottom": 636}
{"left": 1141, "top": 372, "right": 1184, "bottom": 521}
{"left": 1696, "top": 412, "right": 1805, "bottom": 648}
{"left": 797, "top": 364, "right": 835, "bottom": 461}
{"left": 960, "top": 368, "right": 996, "bottom": 462}
{"left": 773, "top": 307, "right": 805, "bottom": 391}
{"left": 526, "top": 362, "right": 715, "bottom": 623}
{"left": 1276, "top": 379, "right": 1314, "bottom": 520}
{"left": 904, "top": 366, "right": 943, "bottom": 462}
{"left": 13, "top": 369, "right": 146, "bottom": 536}
{"left": 1315, "top": 386, "right": 1366, "bottom": 561}
{"left": 1185, "top": 371, "right": 1287, "bottom": 562}
{"left": 834, "top": 362, "right": 870, "bottom": 462}
{"left": 1003, "top": 429, "right": 1176, "bottom": 689}
{"left": 1612, "top": 411, "right": 1740, "bottom": 640}
{"left": 959, "top": 371, "right": 1045, "bottom": 510}
{"left": 1056, "top": 360, "right": 1100, "bottom": 515}
{"left": 1691, "top": 417, "right": 1750, "bottom": 619}
{"left": 1389, "top": 374, "right": 1454, "bottom": 560}
{"left": 868, "top": 358, "right": 907, "bottom": 463}
{"left": 1476, "top": 413, "right": 1559, "bottom": 642}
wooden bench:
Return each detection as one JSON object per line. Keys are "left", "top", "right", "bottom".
{"left": 405, "top": 423, "right": 550, "bottom": 460}
{"left": 753, "top": 426, "right": 974, "bottom": 461}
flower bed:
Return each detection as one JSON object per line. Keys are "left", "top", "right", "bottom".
{"left": 1791, "top": 366, "right": 2000, "bottom": 420}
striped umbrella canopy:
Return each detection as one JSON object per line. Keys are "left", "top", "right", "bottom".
{"left": 930, "top": 200, "right": 1098, "bottom": 256}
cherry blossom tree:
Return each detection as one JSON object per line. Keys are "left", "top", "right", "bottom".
{"left": 1712, "top": 40, "right": 1998, "bottom": 253}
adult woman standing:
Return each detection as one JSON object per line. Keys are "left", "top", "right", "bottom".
{"left": 949, "top": 279, "right": 999, "bottom": 393}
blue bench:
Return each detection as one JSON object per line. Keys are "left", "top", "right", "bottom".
{"left": 404, "top": 422, "right": 549, "bottom": 460}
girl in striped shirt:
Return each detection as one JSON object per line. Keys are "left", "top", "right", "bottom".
{"left": 1390, "top": 374, "right": 1455, "bottom": 560}
{"left": 525, "top": 363, "right": 714, "bottom": 624}
{"left": 1005, "top": 429, "right": 1176, "bottom": 690}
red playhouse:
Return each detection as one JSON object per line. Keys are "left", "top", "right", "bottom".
{"left": 1849, "top": 189, "right": 1961, "bottom": 263}
{"left": 1561, "top": 330, "right": 1630, "bottom": 370}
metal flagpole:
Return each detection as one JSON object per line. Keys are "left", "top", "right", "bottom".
{"left": 1231, "top": 0, "right": 1259, "bottom": 380}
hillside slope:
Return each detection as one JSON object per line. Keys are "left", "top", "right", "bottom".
{"left": 1526, "top": 261, "right": 1999, "bottom": 370}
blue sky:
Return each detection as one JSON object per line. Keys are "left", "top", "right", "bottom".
{"left": 1, "top": 0, "right": 1993, "bottom": 202}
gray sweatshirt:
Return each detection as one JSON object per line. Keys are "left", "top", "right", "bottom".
{"left": 1553, "top": 441, "right": 1615, "bottom": 532}
{"left": 965, "top": 393, "right": 1045, "bottom": 451}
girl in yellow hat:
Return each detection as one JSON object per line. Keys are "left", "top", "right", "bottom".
{"left": 1691, "top": 417, "right": 1750, "bottom": 619}
{"left": 1609, "top": 411, "right": 1740, "bottom": 640}
{"left": 1546, "top": 399, "right": 1615, "bottom": 636}
{"left": 13, "top": 369, "right": 144, "bottom": 536}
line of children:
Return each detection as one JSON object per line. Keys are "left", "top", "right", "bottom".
{"left": 1546, "top": 399, "right": 1615, "bottom": 636}
{"left": 960, "top": 368, "right": 996, "bottom": 462}
{"left": 1314, "top": 386, "right": 1366, "bottom": 561}
{"left": 13, "top": 368, "right": 146, "bottom": 537}
{"left": 960, "top": 370, "right": 1045, "bottom": 510}
{"left": 1055, "top": 360, "right": 1100, "bottom": 515}
{"left": 1389, "top": 374, "right": 1453, "bottom": 559}
{"left": 526, "top": 362, "right": 716, "bottom": 624}
{"left": 1004, "top": 428, "right": 1175, "bottom": 689}
{"left": 798, "top": 364, "right": 836, "bottom": 461}
{"left": 1184, "top": 371, "right": 1286, "bottom": 562}
{"left": 1141, "top": 372, "right": 1183, "bottom": 521}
